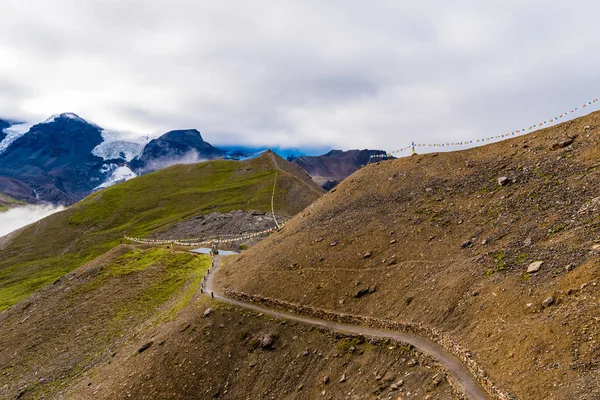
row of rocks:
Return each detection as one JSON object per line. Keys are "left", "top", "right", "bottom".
{"left": 226, "top": 290, "right": 516, "bottom": 400}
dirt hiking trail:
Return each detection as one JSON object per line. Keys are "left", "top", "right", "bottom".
{"left": 204, "top": 255, "right": 490, "bottom": 400}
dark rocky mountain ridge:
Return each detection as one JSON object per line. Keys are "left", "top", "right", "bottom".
{"left": 0, "top": 114, "right": 112, "bottom": 204}
{"left": 130, "top": 129, "right": 223, "bottom": 173}
{"left": 292, "top": 149, "right": 386, "bottom": 189}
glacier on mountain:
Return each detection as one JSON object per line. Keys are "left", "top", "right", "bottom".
{"left": 92, "top": 130, "right": 148, "bottom": 162}
{"left": 0, "top": 122, "right": 34, "bottom": 154}
{"left": 95, "top": 165, "right": 137, "bottom": 189}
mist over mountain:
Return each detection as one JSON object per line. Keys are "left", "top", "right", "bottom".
{"left": 130, "top": 129, "right": 223, "bottom": 173}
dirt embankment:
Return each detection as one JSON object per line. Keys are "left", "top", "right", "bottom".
{"left": 67, "top": 295, "right": 454, "bottom": 400}
{"left": 215, "top": 111, "right": 600, "bottom": 399}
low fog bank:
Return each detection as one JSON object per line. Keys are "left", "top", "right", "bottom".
{"left": 143, "top": 151, "right": 208, "bottom": 174}
{"left": 0, "top": 204, "right": 65, "bottom": 237}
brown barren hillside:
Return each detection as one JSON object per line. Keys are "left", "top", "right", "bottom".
{"left": 0, "top": 247, "right": 453, "bottom": 399}
{"left": 216, "top": 111, "right": 600, "bottom": 399}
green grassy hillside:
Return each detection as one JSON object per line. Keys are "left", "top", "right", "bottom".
{"left": 0, "top": 245, "right": 211, "bottom": 399}
{"left": 0, "top": 152, "right": 323, "bottom": 311}
{"left": 0, "top": 192, "right": 26, "bottom": 212}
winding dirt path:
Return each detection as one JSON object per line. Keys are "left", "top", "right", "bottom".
{"left": 203, "top": 255, "right": 490, "bottom": 400}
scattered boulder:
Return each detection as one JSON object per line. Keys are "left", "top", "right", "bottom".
{"left": 363, "top": 251, "right": 372, "bottom": 259}
{"left": 461, "top": 240, "right": 472, "bottom": 249}
{"left": 551, "top": 137, "right": 575, "bottom": 150}
{"left": 354, "top": 288, "right": 370, "bottom": 298}
{"left": 203, "top": 308, "right": 213, "bottom": 318}
{"left": 138, "top": 341, "right": 154, "bottom": 353}
{"left": 369, "top": 286, "right": 377, "bottom": 293}
{"left": 259, "top": 333, "right": 275, "bottom": 349}
{"left": 497, "top": 176, "right": 510, "bottom": 186}
{"left": 527, "top": 261, "right": 544, "bottom": 273}
{"left": 330, "top": 240, "right": 339, "bottom": 247}
{"left": 390, "top": 380, "right": 404, "bottom": 390}
{"left": 16, "top": 387, "right": 27, "bottom": 399}
{"left": 340, "top": 373, "right": 347, "bottom": 383}
{"left": 407, "top": 358, "right": 418, "bottom": 367}
{"left": 323, "top": 375, "right": 330, "bottom": 385}
{"left": 542, "top": 296, "right": 555, "bottom": 308}
{"left": 523, "top": 237, "right": 532, "bottom": 247}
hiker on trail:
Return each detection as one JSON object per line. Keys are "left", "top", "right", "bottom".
{"left": 210, "top": 242, "right": 218, "bottom": 256}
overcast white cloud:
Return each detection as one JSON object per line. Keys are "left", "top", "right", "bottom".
{"left": 0, "top": 205, "right": 65, "bottom": 237}
{"left": 1, "top": 0, "right": 599, "bottom": 150}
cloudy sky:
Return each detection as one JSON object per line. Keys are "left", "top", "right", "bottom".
{"left": 1, "top": 0, "right": 599, "bottom": 151}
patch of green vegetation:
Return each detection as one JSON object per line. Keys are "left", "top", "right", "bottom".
{"left": 0, "top": 192, "right": 26, "bottom": 204}
{"left": 29, "top": 248, "right": 210, "bottom": 398}
{"left": 487, "top": 250, "right": 507, "bottom": 275}
{"left": 108, "top": 250, "right": 210, "bottom": 323}
{"left": 516, "top": 253, "right": 529, "bottom": 263}
{"left": 548, "top": 224, "right": 565, "bottom": 236}
{"left": 0, "top": 192, "right": 26, "bottom": 213}
{"left": 493, "top": 250, "right": 506, "bottom": 263}
{"left": 479, "top": 183, "right": 497, "bottom": 194}
{"left": 335, "top": 336, "right": 367, "bottom": 353}
{"left": 0, "top": 154, "right": 306, "bottom": 311}
{"left": 0, "top": 251, "right": 107, "bottom": 311}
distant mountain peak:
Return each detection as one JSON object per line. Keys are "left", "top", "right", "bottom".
{"left": 131, "top": 128, "right": 222, "bottom": 173}
{"left": 162, "top": 129, "right": 204, "bottom": 141}
{"left": 41, "top": 113, "right": 101, "bottom": 129}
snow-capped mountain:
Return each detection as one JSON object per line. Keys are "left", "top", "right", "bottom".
{"left": 0, "top": 114, "right": 224, "bottom": 204}
{"left": 0, "top": 113, "right": 112, "bottom": 203}
{"left": 0, "top": 112, "right": 365, "bottom": 205}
